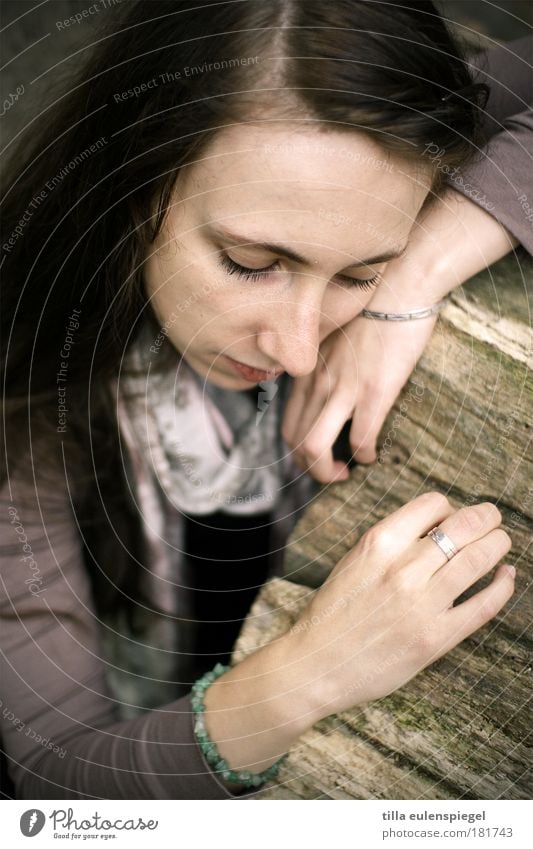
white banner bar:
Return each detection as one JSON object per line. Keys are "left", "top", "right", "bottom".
{"left": 3, "top": 799, "right": 530, "bottom": 848}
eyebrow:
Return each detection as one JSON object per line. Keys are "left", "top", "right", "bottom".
{"left": 208, "top": 223, "right": 408, "bottom": 268}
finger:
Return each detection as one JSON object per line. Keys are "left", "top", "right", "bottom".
{"left": 297, "top": 390, "right": 356, "bottom": 482}
{"left": 305, "top": 455, "right": 350, "bottom": 484}
{"left": 349, "top": 383, "right": 395, "bottom": 464}
{"left": 430, "top": 527, "right": 512, "bottom": 608}
{"left": 281, "top": 374, "right": 314, "bottom": 447}
{"left": 413, "top": 501, "right": 503, "bottom": 576}
{"left": 439, "top": 562, "right": 515, "bottom": 652}
{"left": 292, "top": 372, "right": 336, "bottom": 456}
{"left": 287, "top": 446, "right": 347, "bottom": 484}
{"left": 366, "top": 491, "right": 456, "bottom": 556}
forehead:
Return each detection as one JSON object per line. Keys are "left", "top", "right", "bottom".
{"left": 176, "top": 122, "right": 432, "bottom": 252}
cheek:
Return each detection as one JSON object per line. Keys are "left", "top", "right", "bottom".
{"left": 182, "top": 285, "right": 253, "bottom": 342}
{"left": 202, "top": 280, "right": 264, "bottom": 322}
{"left": 145, "top": 258, "right": 212, "bottom": 322}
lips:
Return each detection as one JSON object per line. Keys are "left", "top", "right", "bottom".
{"left": 225, "top": 356, "right": 284, "bottom": 382}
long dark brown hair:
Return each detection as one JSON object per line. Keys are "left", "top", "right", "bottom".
{"left": 1, "top": 0, "right": 489, "bottom": 629}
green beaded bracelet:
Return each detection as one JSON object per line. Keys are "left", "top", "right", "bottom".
{"left": 191, "top": 662, "right": 289, "bottom": 789}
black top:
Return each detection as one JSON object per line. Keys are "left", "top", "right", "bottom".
{"left": 183, "top": 509, "right": 274, "bottom": 680}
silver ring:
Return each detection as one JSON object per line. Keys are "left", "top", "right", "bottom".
{"left": 426, "top": 526, "right": 458, "bottom": 561}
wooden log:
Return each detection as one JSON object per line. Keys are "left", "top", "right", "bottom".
{"left": 232, "top": 253, "right": 533, "bottom": 799}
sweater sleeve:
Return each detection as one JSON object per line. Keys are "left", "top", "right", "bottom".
{"left": 0, "top": 467, "right": 254, "bottom": 800}
{"left": 446, "top": 35, "right": 533, "bottom": 255}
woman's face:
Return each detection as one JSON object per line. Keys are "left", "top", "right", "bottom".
{"left": 143, "top": 122, "right": 432, "bottom": 389}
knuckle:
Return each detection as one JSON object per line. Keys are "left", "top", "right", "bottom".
{"left": 336, "top": 383, "right": 356, "bottom": 405}
{"left": 456, "top": 506, "right": 485, "bottom": 534}
{"left": 359, "top": 524, "right": 380, "bottom": 552}
{"left": 386, "top": 566, "right": 417, "bottom": 595}
{"left": 429, "top": 626, "right": 454, "bottom": 659}
{"left": 292, "top": 454, "right": 307, "bottom": 471}
{"left": 422, "top": 491, "right": 450, "bottom": 511}
{"left": 504, "top": 577, "right": 516, "bottom": 604}
{"left": 477, "top": 592, "right": 502, "bottom": 623}
{"left": 362, "top": 524, "right": 396, "bottom": 556}
{"left": 416, "top": 627, "right": 438, "bottom": 655}
{"left": 301, "top": 440, "right": 321, "bottom": 461}
{"left": 493, "top": 528, "right": 513, "bottom": 553}
{"left": 481, "top": 502, "right": 502, "bottom": 525}
{"left": 464, "top": 503, "right": 501, "bottom": 533}
{"left": 310, "top": 467, "right": 333, "bottom": 484}
{"left": 476, "top": 574, "right": 515, "bottom": 624}
{"left": 281, "top": 425, "right": 294, "bottom": 446}
{"left": 313, "top": 370, "right": 333, "bottom": 396}
{"left": 462, "top": 544, "right": 488, "bottom": 572}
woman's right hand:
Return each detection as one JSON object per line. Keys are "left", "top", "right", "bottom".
{"left": 202, "top": 491, "right": 514, "bottom": 780}
{"left": 287, "top": 491, "right": 515, "bottom": 718}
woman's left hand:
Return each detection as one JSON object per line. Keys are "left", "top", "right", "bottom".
{"left": 281, "top": 186, "right": 520, "bottom": 484}
{"left": 281, "top": 305, "right": 437, "bottom": 482}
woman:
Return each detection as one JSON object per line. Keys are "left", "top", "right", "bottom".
{"left": 1, "top": 1, "right": 530, "bottom": 799}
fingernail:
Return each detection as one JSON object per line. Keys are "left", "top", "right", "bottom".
{"left": 505, "top": 565, "right": 516, "bottom": 578}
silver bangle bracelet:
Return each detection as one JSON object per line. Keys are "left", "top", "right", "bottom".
{"left": 361, "top": 297, "right": 449, "bottom": 321}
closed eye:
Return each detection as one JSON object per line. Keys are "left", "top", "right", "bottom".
{"left": 219, "top": 255, "right": 382, "bottom": 291}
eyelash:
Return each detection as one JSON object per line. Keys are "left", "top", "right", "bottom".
{"left": 219, "top": 255, "right": 381, "bottom": 291}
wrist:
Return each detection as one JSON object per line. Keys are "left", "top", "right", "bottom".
{"left": 419, "top": 188, "right": 520, "bottom": 290}
{"left": 367, "top": 187, "right": 519, "bottom": 311}
{"left": 202, "top": 630, "right": 326, "bottom": 774}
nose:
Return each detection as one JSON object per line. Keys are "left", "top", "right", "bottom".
{"left": 256, "top": 294, "right": 323, "bottom": 378}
